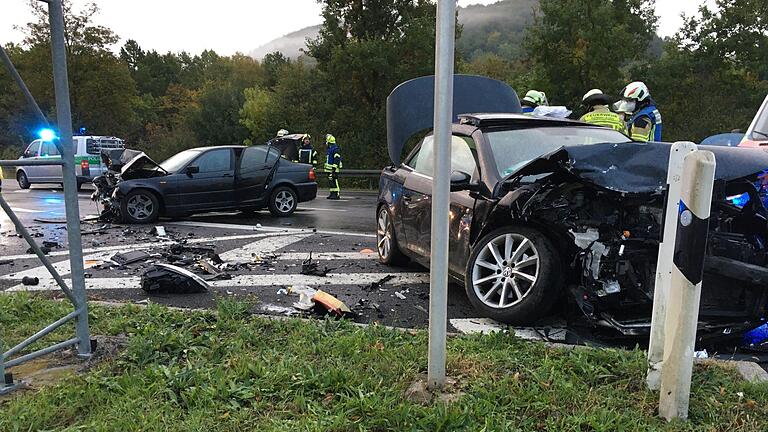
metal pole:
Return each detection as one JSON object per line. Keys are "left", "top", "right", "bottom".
{"left": 0, "top": 45, "right": 49, "bottom": 127}
{"left": 647, "top": 141, "right": 697, "bottom": 390}
{"left": 48, "top": 0, "right": 91, "bottom": 356}
{"left": 658, "top": 149, "right": 716, "bottom": 421}
{"left": 427, "top": 0, "right": 456, "bottom": 389}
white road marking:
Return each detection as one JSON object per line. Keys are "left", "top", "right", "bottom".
{"left": 277, "top": 251, "right": 377, "bottom": 260}
{"left": 449, "top": 318, "right": 567, "bottom": 342}
{"left": 0, "top": 250, "right": 115, "bottom": 281}
{"left": 297, "top": 207, "right": 347, "bottom": 213}
{"left": 219, "top": 234, "right": 310, "bottom": 262}
{"left": 5, "top": 272, "right": 429, "bottom": 292}
{"left": 0, "top": 232, "right": 295, "bottom": 262}
{"left": 167, "top": 221, "right": 376, "bottom": 238}
{"left": 2, "top": 207, "right": 44, "bottom": 213}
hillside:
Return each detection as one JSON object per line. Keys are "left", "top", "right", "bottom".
{"left": 249, "top": 0, "right": 538, "bottom": 61}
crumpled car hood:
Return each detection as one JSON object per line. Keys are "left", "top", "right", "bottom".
{"left": 515, "top": 142, "right": 768, "bottom": 193}
{"left": 101, "top": 148, "right": 166, "bottom": 178}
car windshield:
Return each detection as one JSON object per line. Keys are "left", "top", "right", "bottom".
{"left": 160, "top": 150, "right": 201, "bottom": 173}
{"left": 486, "top": 126, "right": 631, "bottom": 177}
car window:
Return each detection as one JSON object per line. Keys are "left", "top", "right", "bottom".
{"left": 41, "top": 142, "right": 60, "bottom": 156}
{"left": 267, "top": 146, "right": 281, "bottom": 164}
{"left": 160, "top": 150, "right": 201, "bottom": 173}
{"left": 412, "top": 135, "right": 477, "bottom": 177}
{"left": 194, "top": 149, "right": 232, "bottom": 173}
{"left": 486, "top": 126, "right": 631, "bottom": 177}
{"left": 241, "top": 146, "right": 268, "bottom": 169}
{"left": 25, "top": 141, "right": 41, "bottom": 158}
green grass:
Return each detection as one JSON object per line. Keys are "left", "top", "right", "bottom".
{"left": 1, "top": 293, "right": 767, "bottom": 431}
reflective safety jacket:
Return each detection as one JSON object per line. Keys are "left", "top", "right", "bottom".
{"left": 324, "top": 144, "right": 342, "bottom": 171}
{"left": 628, "top": 105, "right": 663, "bottom": 142}
{"left": 579, "top": 105, "right": 627, "bottom": 134}
{"left": 297, "top": 145, "right": 318, "bottom": 166}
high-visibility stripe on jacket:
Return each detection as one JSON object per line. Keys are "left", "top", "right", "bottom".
{"left": 298, "top": 147, "right": 317, "bottom": 165}
{"left": 580, "top": 106, "right": 627, "bottom": 134}
{"left": 628, "top": 105, "right": 663, "bottom": 142}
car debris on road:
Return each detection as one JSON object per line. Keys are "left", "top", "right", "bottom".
{"left": 141, "top": 264, "right": 209, "bottom": 294}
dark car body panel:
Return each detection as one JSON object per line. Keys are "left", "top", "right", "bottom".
{"left": 113, "top": 145, "right": 316, "bottom": 217}
{"left": 379, "top": 115, "right": 768, "bottom": 338}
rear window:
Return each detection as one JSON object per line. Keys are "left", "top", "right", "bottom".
{"left": 86, "top": 138, "right": 125, "bottom": 155}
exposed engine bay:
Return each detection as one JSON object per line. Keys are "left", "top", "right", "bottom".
{"left": 497, "top": 143, "right": 768, "bottom": 340}
{"left": 91, "top": 149, "right": 166, "bottom": 221}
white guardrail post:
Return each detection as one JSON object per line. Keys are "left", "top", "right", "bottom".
{"left": 658, "top": 149, "right": 716, "bottom": 421}
{"left": 647, "top": 142, "right": 697, "bottom": 390}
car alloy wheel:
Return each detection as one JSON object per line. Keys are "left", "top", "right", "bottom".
{"left": 126, "top": 193, "right": 155, "bottom": 222}
{"left": 471, "top": 232, "right": 540, "bottom": 309}
{"left": 274, "top": 190, "right": 295, "bottom": 214}
{"left": 377, "top": 207, "right": 393, "bottom": 260}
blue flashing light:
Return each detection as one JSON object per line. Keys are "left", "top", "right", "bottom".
{"left": 726, "top": 192, "right": 750, "bottom": 208}
{"left": 38, "top": 128, "right": 56, "bottom": 142}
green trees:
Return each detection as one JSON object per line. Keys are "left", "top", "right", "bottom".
{"left": 524, "top": 0, "right": 657, "bottom": 107}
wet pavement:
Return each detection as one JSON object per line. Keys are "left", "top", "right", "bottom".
{"left": 0, "top": 182, "right": 479, "bottom": 331}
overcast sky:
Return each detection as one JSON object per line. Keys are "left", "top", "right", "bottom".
{"left": 0, "top": 0, "right": 711, "bottom": 56}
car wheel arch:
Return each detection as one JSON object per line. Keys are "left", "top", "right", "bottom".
{"left": 124, "top": 187, "right": 165, "bottom": 215}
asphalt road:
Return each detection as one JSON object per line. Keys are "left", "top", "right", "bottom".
{"left": 0, "top": 181, "right": 483, "bottom": 332}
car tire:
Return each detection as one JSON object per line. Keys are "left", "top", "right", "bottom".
{"left": 377, "top": 205, "right": 408, "bottom": 265}
{"left": 17, "top": 171, "right": 30, "bottom": 189}
{"left": 464, "top": 226, "right": 562, "bottom": 325}
{"left": 268, "top": 186, "right": 298, "bottom": 217}
{"left": 121, "top": 190, "right": 160, "bottom": 224}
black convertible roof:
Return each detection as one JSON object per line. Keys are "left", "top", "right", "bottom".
{"left": 458, "top": 113, "right": 589, "bottom": 127}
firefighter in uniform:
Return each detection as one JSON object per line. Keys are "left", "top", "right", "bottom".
{"left": 295, "top": 134, "right": 318, "bottom": 166}
{"left": 324, "top": 134, "right": 342, "bottom": 200}
{"left": 579, "top": 89, "right": 627, "bottom": 134}
{"left": 620, "top": 81, "right": 663, "bottom": 142}
{"left": 521, "top": 90, "right": 548, "bottom": 114}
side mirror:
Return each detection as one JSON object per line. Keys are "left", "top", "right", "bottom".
{"left": 185, "top": 165, "right": 200, "bottom": 176}
{"left": 450, "top": 170, "right": 479, "bottom": 192}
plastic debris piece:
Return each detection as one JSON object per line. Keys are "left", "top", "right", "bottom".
{"left": 21, "top": 276, "right": 39, "bottom": 286}
{"left": 395, "top": 291, "right": 407, "bottom": 300}
{"left": 293, "top": 293, "right": 316, "bottom": 311}
{"left": 111, "top": 250, "right": 151, "bottom": 266}
{"left": 365, "top": 274, "right": 395, "bottom": 291}
{"left": 360, "top": 248, "right": 375, "bottom": 254}
{"left": 301, "top": 252, "right": 332, "bottom": 276}
{"left": 694, "top": 349, "right": 709, "bottom": 359}
{"left": 151, "top": 226, "right": 167, "bottom": 237}
{"left": 312, "top": 290, "right": 352, "bottom": 317}
{"left": 141, "top": 263, "right": 209, "bottom": 294}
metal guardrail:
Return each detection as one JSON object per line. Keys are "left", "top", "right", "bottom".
{"left": 319, "top": 169, "right": 381, "bottom": 178}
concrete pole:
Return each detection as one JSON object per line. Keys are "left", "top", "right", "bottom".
{"left": 647, "top": 141, "right": 697, "bottom": 390}
{"left": 48, "top": 0, "right": 91, "bottom": 356}
{"left": 427, "top": 0, "right": 456, "bottom": 389}
{"left": 658, "top": 150, "right": 716, "bottom": 421}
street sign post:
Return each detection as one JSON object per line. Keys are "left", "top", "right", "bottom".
{"left": 427, "top": 0, "right": 456, "bottom": 389}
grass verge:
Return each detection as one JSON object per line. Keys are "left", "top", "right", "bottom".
{"left": 1, "top": 293, "right": 767, "bottom": 431}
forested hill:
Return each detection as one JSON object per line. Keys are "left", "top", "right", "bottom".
{"left": 249, "top": 0, "right": 538, "bottom": 61}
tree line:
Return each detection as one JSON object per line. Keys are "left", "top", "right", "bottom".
{"left": 1, "top": 0, "right": 766, "bottom": 168}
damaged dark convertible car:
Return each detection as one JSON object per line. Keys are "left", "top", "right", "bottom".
{"left": 377, "top": 76, "right": 768, "bottom": 340}
{"left": 93, "top": 145, "right": 317, "bottom": 223}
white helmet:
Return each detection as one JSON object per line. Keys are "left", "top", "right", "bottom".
{"left": 582, "top": 89, "right": 603, "bottom": 101}
{"left": 276, "top": 129, "right": 289, "bottom": 137}
{"left": 621, "top": 81, "right": 650, "bottom": 102}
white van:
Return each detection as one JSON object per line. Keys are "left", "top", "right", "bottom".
{"left": 15, "top": 136, "right": 125, "bottom": 190}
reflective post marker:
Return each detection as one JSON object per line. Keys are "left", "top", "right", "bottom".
{"left": 647, "top": 142, "right": 697, "bottom": 390}
{"left": 659, "top": 149, "right": 716, "bottom": 421}
{"left": 427, "top": 0, "right": 456, "bottom": 389}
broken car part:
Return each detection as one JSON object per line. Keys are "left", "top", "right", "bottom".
{"left": 140, "top": 263, "right": 209, "bottom": 294}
